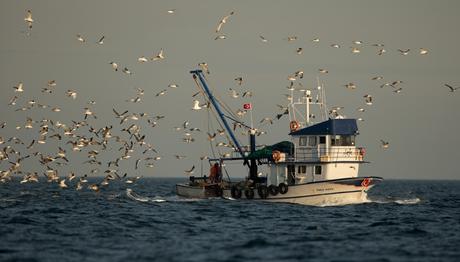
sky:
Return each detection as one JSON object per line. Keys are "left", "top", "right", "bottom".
{"left": 0, "top": 0, "right": 459, "bottom": 180}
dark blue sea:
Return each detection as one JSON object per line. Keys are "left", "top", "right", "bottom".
{"left": 1, "top": 178, "right": 459, "bottom": 262}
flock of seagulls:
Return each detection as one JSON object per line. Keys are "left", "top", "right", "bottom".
{"left": 1, "top": 8, "right": 457, "bottom": 188}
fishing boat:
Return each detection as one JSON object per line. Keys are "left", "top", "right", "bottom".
{"left": 175, "top": 69, "right": 383, "bottom": 206}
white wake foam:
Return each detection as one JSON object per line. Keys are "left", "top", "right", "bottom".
{"left": 126, "top": 189, "right": 166, "bottom": 203}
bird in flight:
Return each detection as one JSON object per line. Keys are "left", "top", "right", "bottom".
{"left": 380, "top": 140, "right": 389, "bottom": 149}
{"left": 216, "top": 11, "right": 235, "bottom": 33}
{"left": 24, "top": 10, "right": 34, "bottom": 30}
{"left": 444, "top": 84, "right": 460, "bottom": 92}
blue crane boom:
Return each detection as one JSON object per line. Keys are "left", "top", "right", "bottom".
{"left": 190, "top": 70, "right": 245, "bottom": 158}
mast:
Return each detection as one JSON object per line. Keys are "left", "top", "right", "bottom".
{"left": 190, "top": 70, "right": 245, "bottom": 158}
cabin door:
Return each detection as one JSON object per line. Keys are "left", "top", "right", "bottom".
{"left": 287, "top": 165, "right": 295, "bottom": 185}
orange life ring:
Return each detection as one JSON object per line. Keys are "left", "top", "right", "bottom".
{"left": 361, "top": 178, "right": 371, "bottom": 187}
{"left": 289, "top": 120, "right": 300, "bottom": 132}
{"left": 272, "top": 150, "right": 282, "bottom": 163}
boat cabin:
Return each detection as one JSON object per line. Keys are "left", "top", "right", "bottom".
{"left": 268, "top": 119, "right": 365, "bottom": 186}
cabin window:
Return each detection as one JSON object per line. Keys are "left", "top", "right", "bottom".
{"left": 299, "top": 137, "right": 307, "bottom": 146}
{"left": 319, "top": 136, "right": 326, "bottom": 144}
{"left": 308, "top": 136, "right": 317, "bottom": 147}
{"left": 297, "top": 165, "right": 306, "bottom": 174}
{"left": 331, "top": 135, "right": 355, "bottom": 146}
{"left": 315, "top": 166, "right": 322, "bottom": 175}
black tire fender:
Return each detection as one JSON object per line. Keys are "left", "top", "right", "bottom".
{"left": 244, "top": 188, "right": 254, "bottom": 199}
{"left": 279, "top": 183, "right": 289, "bottom": 194}
{"left": 231, "top": 186, "right": 242, "bottom": 199}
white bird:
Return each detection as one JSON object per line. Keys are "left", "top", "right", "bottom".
{"left": 319, "top": 69, "right": 328, "bottom": 74}
{"left": 380, "top": 140, "right": 389, "bottom": 149}
{"left": 345, "top": 83, "right": 356, "bottom": 89}
{"left": 198, "top": 62, "right": 210, "bottom": 74}
{"left": 377, "top": 49, "right": 386, "bottom": 55}
{"left": 259, "top": 35, "right": 268, "bottom": 42}
{"left": 398, "top": 49, "right": 410, "bottom": 55}
{"left": 24, "top": 10, "right": 34, "bottom": 30}
{"left": 364, "top": 95, "right": 373, "bottom": 105}
{"left": 331, "top": 44, "right": 340, "bottom": 48}
{"left": 419, "top": 48, "right": 428, "bottom": 55}
{"left": 76, "top": 34, "right": 86, "bottom": 43}
{"left": 353, "top": 40, "right": 363, "bottom": 45}
{"left": 167, "top": 9, "right": 176, "bottom": 14}
{"left": 216, "top": 11, "right": 235, "bottom": 33}
{"left": 185, "top": 165, "right": 195, "bottom": 175}
{"left": 109, "top": 62, "right": 118, "bottom": 71}
{"left": 351, "top": 47, "right": 360, "bottom": 54}
{"left": 66, "top": 90, "right": 77, "bottom": 99}
{"left": 122, "top": 67, "right": 132, "bottom": 75}
{"left": 138, "top": 56, "right": 148, "bottom": 62}
{"left": 192, "top": 100, "right": 202, "bottom": 110}
{"left": 168, "top": 84, "right": 179, "bottom": 88}
{"left": 59, "top": 179, "right": 68, "bottom": 189}
{"left": 214, "top": 35, "right": 227, "bottom": 40}
{"left": 97, "top": 36, "right": 105, "bottom": 45}
{"left": 444, "top": 84, "right": 460, "bottom": 92}
{"left": 13, "top": 82, "right": 24, "bottom": 92}
{"left": 152, "top": 49, "right": 165, "bottom": 61}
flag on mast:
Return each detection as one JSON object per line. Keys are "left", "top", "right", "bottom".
{"left": 243, "top": 103, "right": 252, "bottom": 110}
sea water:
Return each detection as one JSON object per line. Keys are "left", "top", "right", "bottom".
{"left": 1, "top": 178, "right": 459, "bottom": 262}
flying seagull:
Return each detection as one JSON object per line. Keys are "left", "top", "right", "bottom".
{"left": 444, "top": 84, "right": 460, "bottom": 92}
{"left": 216, "top": 11, "right": 235, "bottom": 33}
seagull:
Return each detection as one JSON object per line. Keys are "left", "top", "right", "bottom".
{"left": 377, "top": 49, "right": 386, "bottom": 55}
{"left": 345, "top": 83, "right": 356, "bottom": 89}
{"left": 311, "top": 38, "right": 320, "bottom": 43}
{"left": 198, "top": 62, "right": 210, "bottom": 74}
{"left": 444, "top": 84, "right": 460, "bottom": 92}
{"left": 296, "top": 48, "right": 303, "bottom": 54}
{"left": 66, "top": 90, "right": 77, "bottom": 99}
{"left": 185, "top": 165, "right": 195, "bottom": 175}
{"left": 13, "top": 82, "right": 24, "bottom": 92}
{"left": 364, "top": 95, "right": 373, "bottom": 105}
{"left": 260, "top": 117, "right": 274, "bottom": 125}
{"left": 372, "top": 76, "right": 384, "bottom": 81}
{"left": 168, "top": 84, "right": 179, "bottom": 88}
{"left": 138, "top": 56, "right": 148, "bottom": 62}
{"left": 192, "top": 100, "right": 202, "bottom": 110}
{"left": 167, "top": 9, "right": 176, "bottom": 14}
{"left": 122, "top": 67, "right": 132, "bottom": 75}
{"left": 357, "top": 107, "right": 365, "bottom": 112}
{"left": 214, "top": 35, "right": 227, "bottom": 40}
{"left": 259, "top": 35, "right": 268, "bottom": 42}
{"left": 319, "top": 69, "right": 328, "bottom": 74}
{"left": 76, "top": 34, "right": 86, "bottom": 43}
{"left": 235, "top": 77, "right": 243, "bottom": 86}
{"left": 216, "top": 11, "right": 235, "bottom": 33}
{"left": 398, "top": 49, "right": 410, "bottom": 55}
{"left": 353, "top": 40, "right": 363, "bottom": 45}
{"left": 152, "top": 49, "right": 165, "bottom": 61}
{"left": 229, "top": 88, "right": 239, "bottom": 98}
{"left": 331, "top": 44, "right": 340, "bottom": 48}
{"left": 109, "top": 62, "right": 118, "bottom": 71}
{"left": 97, "top": 36, "right": 105, "bottom": 45}
{"left": 175, "top": 155, "right": 186, "bottom": 159}
{"left": 419, "top": 48, "right": 428, "bottom": 55}
{"left": 155, "top": 89, "right": 167, "bottom": 97}
{"left": 380, "top": 140, "right": 389, "bottom": 149}
{"left": 24, "top": 10, "right": 34, "bottom": 30}
{"left": 351, "top": 47, "right": 360, "bottom": 54}
{"left": 59, "top": 179, "right": 68, "bottom": 189}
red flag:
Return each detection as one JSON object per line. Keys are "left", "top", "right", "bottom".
{"left": 243, "top": 103, "right": 252, "bottom": 110}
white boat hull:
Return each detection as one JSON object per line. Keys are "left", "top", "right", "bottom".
{"left": 177, "top": 177, "right": 382, "bottom": 206}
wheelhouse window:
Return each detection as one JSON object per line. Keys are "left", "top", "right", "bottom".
{"left": 297, "top": 165, "right": 306, "bottom": 174}
{"left": 331, "top": 135, "right": 355, "bottom": 146}
{"left": 299, "top": 137, "right": 307, "bottom": 146}
{"left": 319, "top": 136, "right": 326, "bottom": 144}
{"left": 314, "top": 166, "right": 322, "bottom": 175}
{"left": 308, "top": 136, "right": 317, "bottom": 147}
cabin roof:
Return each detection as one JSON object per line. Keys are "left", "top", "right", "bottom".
{"left": 289, "top": 119, "right": 358, "bottom": 136}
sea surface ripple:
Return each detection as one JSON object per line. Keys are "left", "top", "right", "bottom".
{"left": 1, "top": 178, "right": 460, "bottom": 262}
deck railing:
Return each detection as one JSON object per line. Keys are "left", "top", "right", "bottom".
{"left": 293, "top": 147, "right": 364, "bottom": 162}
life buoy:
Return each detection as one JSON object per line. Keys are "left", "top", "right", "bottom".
{"left": 258, "top": 185, "right": 269, "bottom": 199}
{"left": 289, "top": 120, "right": 300, "bottom": 132}
{"left": 279, "top": 183, "right": 289, "bottom": 194}
{"left": 268, "top": 185, "right": 279, "bottom": 196}
{"left": 244, "top": 188, "right": 254, "bottom": 199}
{"left": 231, "top": 186, "right": 242, "bottom": 199}
{"left": 361, "top": 178, "right": 371, "bottom": 187}
{"left": 272, "top": 150, "right": 282, "bottom": 163}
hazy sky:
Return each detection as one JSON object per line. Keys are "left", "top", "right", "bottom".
{"left": 1, "top": 0, "right": 459, "bottom": 180}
